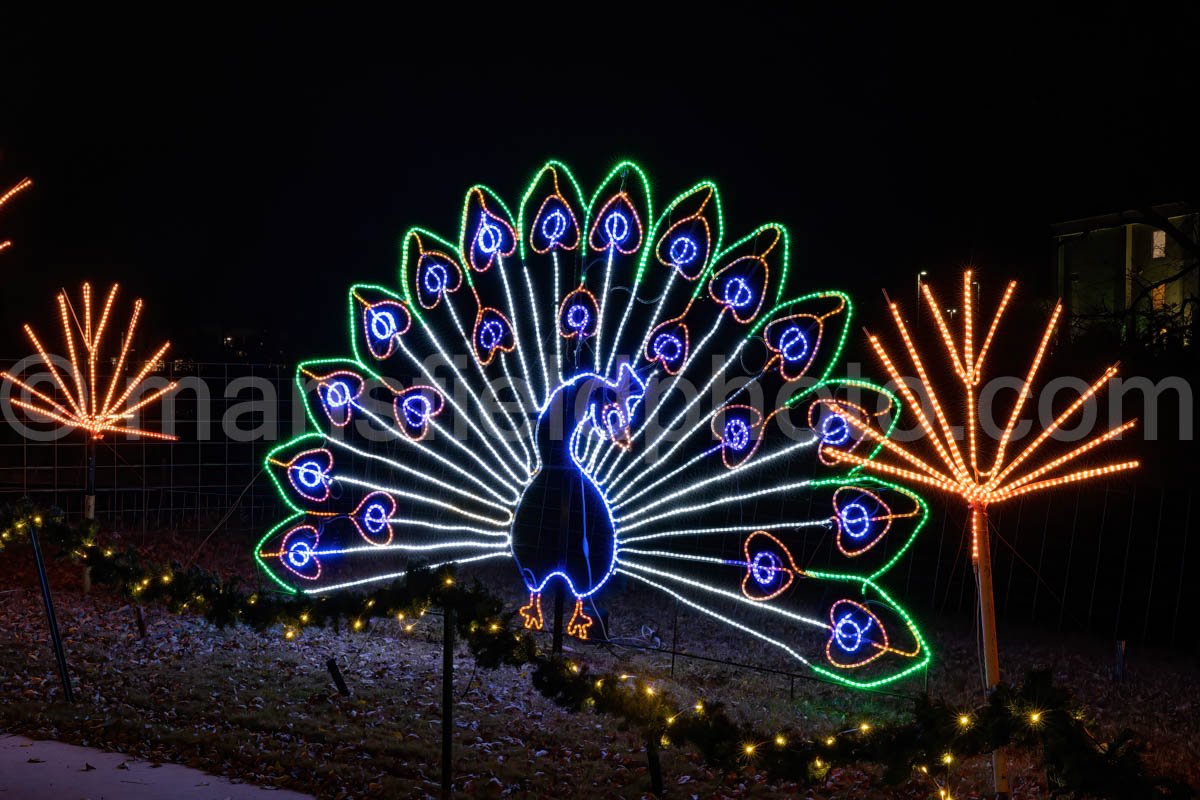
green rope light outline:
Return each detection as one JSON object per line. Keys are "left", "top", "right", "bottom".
{"left": 703, "top": 222, "right": 790, "bottom": 307}
{"left": 346, "top": 282, "right": 409, "bottom": 362}
{"left": 253, "top": 513, "right": 304, "bottom": 594}
{"left": 746, "top": 290, "right": 853, "bottom": 394}
{"left": 583, "top": 160, "right": 655, "bottom": 269}
{"left": 803, "top": 571, "right": 932, "bottom": 689}
{"left": 801, "top": 378, "right": 905, "bottom": 471}
{"left": 807, "top": 475, "right": 930, "bottom": 583}
{"left": 516, "top": 160, "right": 588, "bottom": 266}
{"left": 397, "top": 230, "right": 461, "bottom": 325}
{"left": 457, "top": 184, "right": 518, "bottom": 283}
{"left": 641, "top": 178, "right": 725, "bottom": 289}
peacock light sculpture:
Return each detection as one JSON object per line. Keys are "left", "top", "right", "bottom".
{"left": 258, "top": 160, "right": 932, "bottom": 689}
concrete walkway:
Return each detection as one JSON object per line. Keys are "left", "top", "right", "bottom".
{"left": 0, "top": 735, "right": 314, "bottom": 799}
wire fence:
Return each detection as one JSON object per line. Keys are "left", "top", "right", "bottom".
{"left": 0, "top": 360, "right": 293, "bottom": 535}
{"left": 898, "top": 481, "right": 1196, "bottom": 649}
{"left": 1, "top": 359, "right": 1195, "bottom": 652}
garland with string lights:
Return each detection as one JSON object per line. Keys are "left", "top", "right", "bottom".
{"left": 0, "top": 501, "right": 1188, "bottom": 797}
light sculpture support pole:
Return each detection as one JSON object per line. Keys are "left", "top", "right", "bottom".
{"left": 552, "top": 584, "right": 565, "bottom": 655}
{"left": 85, "top": 436, "right": 96, "bottom": 520}
{"left": 972, "top": 504, "right": 1008, "bottom": 797}
{"left": 83, "top": 436, "right": 96, "bottom": 596}
{"left": 552, "top": 469, "right": 572, "bottom": 656}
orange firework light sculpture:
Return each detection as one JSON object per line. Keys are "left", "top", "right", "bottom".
{"left": 1, "top": 282, "right": 178, "bottom": 441}
{"left": 0, "top": 177, "right": 33, "bottom": 253}
{"left": 817, "top": 271, "right": 1137, "bottom": 795}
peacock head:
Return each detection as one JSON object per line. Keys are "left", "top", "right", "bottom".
{"left": 576, "top": 362, "right": 646, "bottom": 457}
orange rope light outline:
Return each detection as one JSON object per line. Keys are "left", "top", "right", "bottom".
{"left": 823, "top": 599, "right": 922, "bottom": 669}
{"left": 819, "top": 271, "right": 1138, "bottom": 563}
{"left": 0, "top": 177, "right": 33, "bottom": 253}
{"left": 1, "top": 282, "right": 179, "bottom": 441}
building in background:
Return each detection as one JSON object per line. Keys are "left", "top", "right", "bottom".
{"left": 1054, "top": 202, "right": 1198, "bottom": 348}
{"left": 213, "top": 326, "right": 288, "bottom": 363}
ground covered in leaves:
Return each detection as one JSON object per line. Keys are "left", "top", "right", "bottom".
{"left": 1, "top": 532, "right": 1198, "bottom": 799}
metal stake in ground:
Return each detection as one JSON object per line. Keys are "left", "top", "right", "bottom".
{"left": 552, "top": 472, "right": 574, "bottom": 656}
{"left": 441, "top": 604, "right": 455, "bottom": 798}
{"left": 327, "top": 657, "right": 351, "bottom": 696}
{"left": 29, "top": 520, "right": 75, "bottom": 703}
{"left": 645, "top": 733, "right": 664, "bottom": 796}
{"left": 552, "top": 585, "right": 565, "bottom": 656}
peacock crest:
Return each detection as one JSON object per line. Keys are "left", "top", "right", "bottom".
{"left": 258, "top": 160, "right": 931, "bottom": 688}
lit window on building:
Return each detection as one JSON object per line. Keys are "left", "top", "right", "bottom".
{"left": 1152, "top": 229, "right": 1167, "bottom": 258}
{"left": 1151, "top": 283, "right": 1166, "bottom": 310}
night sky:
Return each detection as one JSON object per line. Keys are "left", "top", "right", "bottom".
{"left": 2, "top": 8, "right": 1196, "bottom": 359}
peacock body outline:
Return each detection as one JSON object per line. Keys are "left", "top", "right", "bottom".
{"left": 257, "top": 160, "right": 930, "bottom": 689}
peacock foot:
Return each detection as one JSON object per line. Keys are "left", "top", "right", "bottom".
{"left": 519, "top": 591, "right": 544, "bottom": 631}
{"left": 567, "top": 598, "right": 593, "bottom": 639}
